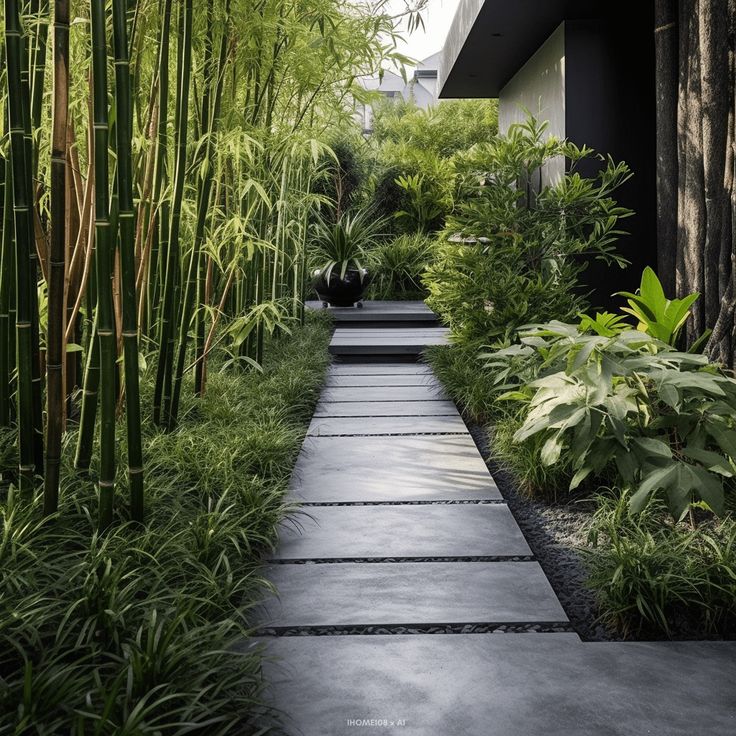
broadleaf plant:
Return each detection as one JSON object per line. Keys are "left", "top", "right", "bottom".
{"left": 615, "top": 266, "right": 699, "bottom": 346}
{"left": 484, "top": 323, "right": 736, "bottom": 520}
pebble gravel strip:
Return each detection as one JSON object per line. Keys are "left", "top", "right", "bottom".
{"left": 298, "top": 499, "right": 505, "bottom": 506}
{"left": 266, "top": 556, "right": 536, "bottom": 564}
{"left": 257, "top": 622, "right": 576, "bottom": 637}
{"left": 468, "top": 424, "right": 617, "bottom": 642}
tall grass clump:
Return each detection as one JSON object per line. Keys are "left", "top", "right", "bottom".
{"left": 366, "top": 233, "right": 435, "bottom": 300}
{"left": 585, "top": 495, "right": 736, "bottom": 639}
{"left": 0, "top": 317, "right": 331, "bottom": 734}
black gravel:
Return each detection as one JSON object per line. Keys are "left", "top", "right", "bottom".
{"left": 257, "top": 622, "right": 575, "bottom": 637}
{"left": 267, "top": 556, "right": 535, "bottom": 563}
{"left": 467, "top": 423, "right": 620, "bottom": 642}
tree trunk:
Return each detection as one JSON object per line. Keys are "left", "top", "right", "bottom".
{"left": 654, "top": 0, "right": 678, "bottom": 294}
{"left": 657, "top": 0, "right": 735, "bottom": 367}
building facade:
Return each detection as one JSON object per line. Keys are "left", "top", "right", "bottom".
{"left": 438, "top": 1, "right": 658, "bottom": 305}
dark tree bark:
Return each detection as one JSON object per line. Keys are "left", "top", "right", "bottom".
{"left": 654, "top": 0, "right": 679, "bottom": 295}
{"left": 656, "top": 0, "right": 736, "bottom": 367}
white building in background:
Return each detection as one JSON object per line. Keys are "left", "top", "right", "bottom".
{"left": 356, "top": 51, "right": 440, "bottom": 133}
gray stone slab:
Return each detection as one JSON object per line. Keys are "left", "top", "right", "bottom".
{"left": 307, "top": 415, "right": 467, "bottom": 436}
{"left": 331, "top": 331, "right": 450, "bottom": 343}
{"left": 320, "top": 386, "right": 448, "bottom": 402}
{"left": 256, "top": 634, "right": 736, "bottom": 736}
{"left": 289, "top": 435, "right": 500, "bottom": 502}
{"left": 329, "top": 343, "right": 449, "bottom": 357}
{"left": 259, "top": 562, "right": 566, "bottom": 627}
{"left": 313, "top": 401, "right": 459, "bottom": 418}
{"left": 270, "top": 504, "right": 531, "bottom": 559}
{"left": 334, "top": 326, "right": 449, "bottom": 338}
{"left": 306, "top": 300, "right": 437, "bottom": 321}
{"left": 329, "top": 328, "right": 451, "bottom": 355}
{"left": 327, "top": 364, "right": 433, "bottom": 375}
{"left": 325, "top": 374, "right": 442, "bottom": 387}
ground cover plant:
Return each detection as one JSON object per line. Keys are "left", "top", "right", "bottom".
{"left": 0, "top": 317, "right": 332, "bottom": 733}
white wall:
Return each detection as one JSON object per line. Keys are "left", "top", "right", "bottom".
{"left": 499, "top": 22, "right": 566, "bottom": 184}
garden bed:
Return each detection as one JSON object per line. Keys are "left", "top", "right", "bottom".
{"left": 0, "top": 317, "right": 332, "bottom": 733}
{"left": 429, "top": 343, "right": 736, "bottom": 644}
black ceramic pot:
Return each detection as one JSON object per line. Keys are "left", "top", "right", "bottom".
{"left": 312, "top": 268, "right": 370, "bottom": 307}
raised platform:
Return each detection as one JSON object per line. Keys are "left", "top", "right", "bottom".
{"left": 306, "top": 300, "right": 439, "bottom": 328}
{"left": 329, "top": 327, "right": 450, "bottom": 358}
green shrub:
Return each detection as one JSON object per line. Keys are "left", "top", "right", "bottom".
{"left": 0, "top": 318, "right": 331, "bottom": 733}
{"left": 424, "top": 117, "right": 633, "bottom": 347}
{"left": 369, "top": 142, "right": 453, "bottom": 234}
{"left": 312, "top": 135, "right": 370, "bottom": 217}
{"left": 484, "top": 322, "right": 736, "bottom": 518}
{"left": 366, "top": 233, "right": 434, "bottom": 300}
{"left": 371, "top": 98, "right": 498, "bottom": 158}
{"left": 585, "top": 495, "right": 736, "bottom": 637}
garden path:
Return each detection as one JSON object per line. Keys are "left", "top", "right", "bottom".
{"left": 253, "top": 302, "right": 736, "bottom": 736}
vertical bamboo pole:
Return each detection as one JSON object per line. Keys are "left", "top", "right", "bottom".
{"left": 4, "top": 0, "right": 37, "bottom": 492}
{"left": 18, "top": 8, "right": 45, "bottom": 478}
{"left": 0, "top": 156, "right": 13, "bottom": 425}
{"left": 44, "top": 0, "right": 69, "bottom": 514}
{"left": 90, "top": 0, "right": 116, "bottom": 530}
{"left": 146, "top": 0, "right": 172, "bottom": 338}
{"left": 154, "top": 0, "right": 192, "bottom": 428}
{"left": 112, "top": 0, "right": 144, "bottom": 521}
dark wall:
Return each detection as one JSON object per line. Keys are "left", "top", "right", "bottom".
{"left": 564, "top": 8, "right": 657, "bottom": 310}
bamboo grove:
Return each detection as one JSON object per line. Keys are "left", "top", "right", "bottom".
{"left": 1, "top": 0, "right": 411, "bottom": 528}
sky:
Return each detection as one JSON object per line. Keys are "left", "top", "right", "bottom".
{"left": 387, "top": 0, "right": 460, "bottom": 65}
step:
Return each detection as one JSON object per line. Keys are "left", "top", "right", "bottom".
{"left": 255, "top": 634, "right": 736, "bottom": 736}
{"left": 307, "top": 300, "right": 439, "bottom": 326}
{"left": 269, "top": 503, "right": 532, "bottom": 560}
{"left": 326, "top": 364, "right": 434, "bottom": 375}
{"left": 289, "top": 435, "right": 501, "bottom": 503}
{"left": 258, "top": 561, "right": 566, "bottom": 628}
{"left": 313, "top": 400, "right": 460, "bottom": 418}
{"left": 329, "top": 327, "right": 450, "bottom": 357}
{"left": 307, "top": 414, "right": 468, "bottom": 436}
{"left": 320, "top": 385, "right": 449, "bottom": 403}
{"left": 325, "top": 374, "right": 442, "bottom": 387}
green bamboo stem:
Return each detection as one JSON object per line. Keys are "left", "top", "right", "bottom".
{"left": 44, "top": 0, "right": 69, "bottom": 515}
{"left": 146, "top": 0, "right": 172, "bottom": 339}
{"left": 170, "top": 4, "right": 229, "bottom": 425}
{"left": 90, "top": 0, "right": 117, "bottom": 530}
{"left": 74, "top": 314, "right": 99, "bottom": 472}
{"left": 0, "top": 156, "right": 13, "bottom": 426}
{"left": 154, "top": 0, "right": 192, "bottom": 429}
{"left": 4, "top": 0, "right": 38, "bottom": 492}
{"left": 112, "top": 0, "right": 144, "bottom": 521}
{"left": 29, "top": 0, "right": 49, "bottom": 173}
{"left": 16, "top": 8, "right": 46, "bottom": 478}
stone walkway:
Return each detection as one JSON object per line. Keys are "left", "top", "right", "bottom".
{"left": 254, "top": 303, "right": 736, "bottom": 736}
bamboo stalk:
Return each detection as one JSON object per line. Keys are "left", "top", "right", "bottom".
{"left": 0, "top": 156, "right": 13, "bottom": 426}
{"left": 4, "top": 0, "right": 38, "bottom": 492}
{"left": 112, "top": 0, "right": 145, "bottom": 522}
{"left": 44, "top": 0, "right": 70, "bottom": 515}
{"left": 154, "top": 0, "right": 192, "bottom": 429}
{"left": 89, "top": 0, "right": 117, "bottom": 530}
{"left": 169, "top": 2, "right": 228, "bottom": 426}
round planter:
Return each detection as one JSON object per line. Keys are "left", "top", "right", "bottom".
{"left": 312, "top": 268, "right": 370, "bottom": 308}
